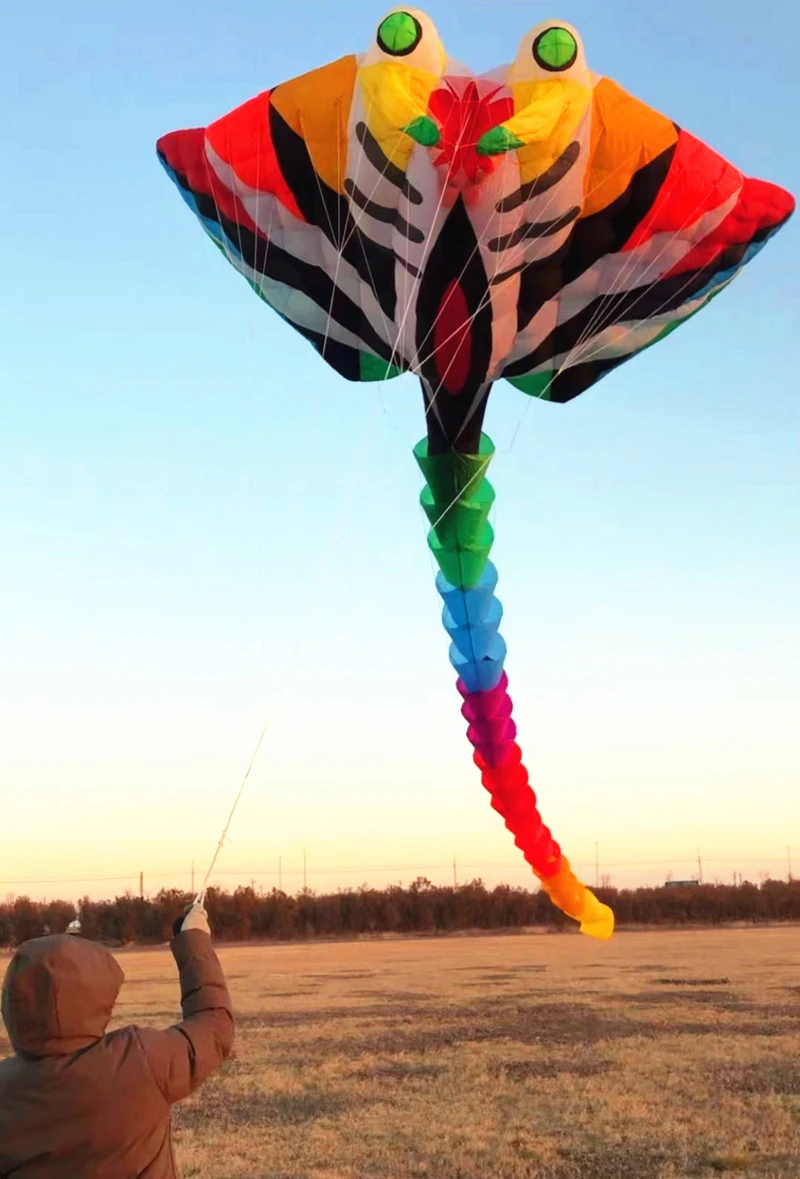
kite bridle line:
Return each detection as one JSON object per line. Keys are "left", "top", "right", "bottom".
{"left": 407, "top": 129, "right": 649, "bottom": 445}
{"left": 502, "top": 170, "right": 732, "bottom": 455}
{"left": 405, "top": 96, "right": 728, "bottom": 452}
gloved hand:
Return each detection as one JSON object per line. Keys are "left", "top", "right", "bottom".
{"left": 172, "top": 902, "right": 211, "bottom": 938}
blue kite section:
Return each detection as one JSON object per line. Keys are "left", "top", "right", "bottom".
{"left": 158, "top": 155, "right": 243, "bottom": 259}
{"left": 437, "top": 561, "right": 507, "bottom": 693}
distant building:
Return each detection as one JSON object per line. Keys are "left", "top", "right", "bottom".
{"left": 664, "top": 879, "right": 700, "bottom": 888}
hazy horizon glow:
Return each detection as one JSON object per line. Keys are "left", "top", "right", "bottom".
{"left": 1, "top": 0, "right": 797, "bottom": 907}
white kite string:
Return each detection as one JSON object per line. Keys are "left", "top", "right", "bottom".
{"left": 195, "top": 397, "right": 383, "bottom": 904}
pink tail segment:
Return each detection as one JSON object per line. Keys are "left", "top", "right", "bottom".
{"left": 458, "top": 674, "right": 613, "bottom": 939}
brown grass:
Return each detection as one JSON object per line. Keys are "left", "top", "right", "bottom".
{"left": 3, "top": 928, "right": 800, "bottom": 1178}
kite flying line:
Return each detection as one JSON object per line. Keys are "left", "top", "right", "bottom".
{"left": 194, "top": 396, "right": 383, "bottom": 905}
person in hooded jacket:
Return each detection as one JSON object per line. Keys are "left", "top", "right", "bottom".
{"left": 0, "top": 901, "right": 234, "bottom": 1178}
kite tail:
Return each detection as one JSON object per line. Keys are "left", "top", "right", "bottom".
{"left": 414, "top": 434, "right": 614, "bottom": 941}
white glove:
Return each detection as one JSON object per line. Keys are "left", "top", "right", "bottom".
{"left": 173, "top": 902, "right": 210, "bottom": 937}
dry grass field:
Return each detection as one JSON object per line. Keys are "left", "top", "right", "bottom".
{"left": 3, "top": 927, "right": 799, "bottom": 1178}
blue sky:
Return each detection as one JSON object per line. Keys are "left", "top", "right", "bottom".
{"left": 1, "top": 0, "right": 797, "bottom": 903}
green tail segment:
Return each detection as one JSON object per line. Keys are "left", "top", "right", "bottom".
{"left": 414, "top": 434, "right": 614, "bottom": 940}
{"left": 414, "top": 435, "right": 496, "bottom": 590}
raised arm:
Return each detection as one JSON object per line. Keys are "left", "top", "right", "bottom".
{"left": 137, "top": 905, "right": 235, "bottom": 1104}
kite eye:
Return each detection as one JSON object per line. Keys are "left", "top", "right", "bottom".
{"left": 377, "top": 10, "right": 424, "bottom": 57}
{"left": 532, "top": 26, "right": 578, "bottom": 72}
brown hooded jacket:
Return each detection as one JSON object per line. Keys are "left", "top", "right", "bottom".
{"left": 0, "top": 930, "right": 234, "bottom": 1178}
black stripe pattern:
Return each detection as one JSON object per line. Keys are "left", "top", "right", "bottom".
{"left": 344, "top": 179, "right": 425, "bottom": 243}
{"left": 161, "top": 148, "right": 398, "bottom": 377}
{"left": 505, "top": 206, "right": 791, "bottom": 403}
{"left": 355, "top": 121, "right": 423, "bottom": 205}
{"left": 488, "top": 207, "right": 581, "bottom": 253}
{"left": 497, "top": 141, "right": 581, "bottom": 213}
{"left": 268, "top": 100, "right": 399, "bottom": 324}
{"left": 515, "top": 141, "right": 678, "bottom": 333}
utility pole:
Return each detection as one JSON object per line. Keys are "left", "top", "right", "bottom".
{"left": 453, "top": 853, "right": 458, "bottom": 888}
{"left": 696, "top": 848, "right": 702, "bottom": 885}
{"left": 595, "top": 842, "right": 599, "bottom": 890}
{"left": 279, "top": 855, "right": 283, "bottom": 892}
{"left": 139, "top": 871, "right": 144, "bottom": 900}
{"left": 303, "top": 847, "right": 307, "bottom": 892}
{"left": 788, "top": 847, "right": 793, "bottom": 882}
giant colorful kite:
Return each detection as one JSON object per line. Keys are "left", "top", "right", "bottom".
{"left": 157, "top": 10, "right": 794, "bottom": 939}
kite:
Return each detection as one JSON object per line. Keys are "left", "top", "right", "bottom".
{"left": 157, "top": 9, "right": 794, "bottom": 939}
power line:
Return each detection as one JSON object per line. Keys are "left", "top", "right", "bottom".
{"left": 1, "top": 852, "right": 797, "bottom": 889}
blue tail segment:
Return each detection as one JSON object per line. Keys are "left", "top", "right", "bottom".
{"left": 437, "top": 561, "right": 507, "bottom": 693}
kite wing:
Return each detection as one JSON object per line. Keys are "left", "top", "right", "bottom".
{"left": 157, "top": 54, "right": 405, "bottom": 385}
{"left": 502, "top": 78, "right": 794, "bottom": 403}
{"left": 158, "top": 40, "right": 793, "bottom": 404}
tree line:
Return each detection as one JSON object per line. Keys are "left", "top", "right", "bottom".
{"left": 1, "top": 877, "right": 799, "bottom": 948}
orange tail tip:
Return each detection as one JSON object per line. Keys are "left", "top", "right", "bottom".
{"left": 539, "top": 858, "right": 615, "bottom": 940}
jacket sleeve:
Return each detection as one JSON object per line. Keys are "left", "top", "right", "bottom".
{"left": 137, "top": 929, "right": 235, "bottom": 1104}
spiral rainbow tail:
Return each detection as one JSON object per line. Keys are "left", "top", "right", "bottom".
{"left": 415, "top": 434, "right": 614, "bottom": 941}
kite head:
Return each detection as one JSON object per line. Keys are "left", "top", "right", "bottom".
{"left": 358, "top": 8, "right": 507, "bottom": 201}
{"left": 358, "top": 12, "right": 592, "bottom": 203}
{"left": 477, "top": 22, "right": 593, "bottom": 183}
{"left": 358, "top": 8, "right": 447, "bottom": 173}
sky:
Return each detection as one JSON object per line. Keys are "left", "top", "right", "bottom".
{"left": 1, "top": 0, "right": 797, "bottom": 905}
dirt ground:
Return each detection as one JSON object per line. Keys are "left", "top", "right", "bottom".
{"left": 2, "top": 927, "right": 799, "bottom": 1178}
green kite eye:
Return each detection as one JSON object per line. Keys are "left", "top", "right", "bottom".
{"left": 533, "top": 27, "right": 578, "bottom": 72}
{"left": 377, "top": 11, "right": 423, "bottom": 57}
